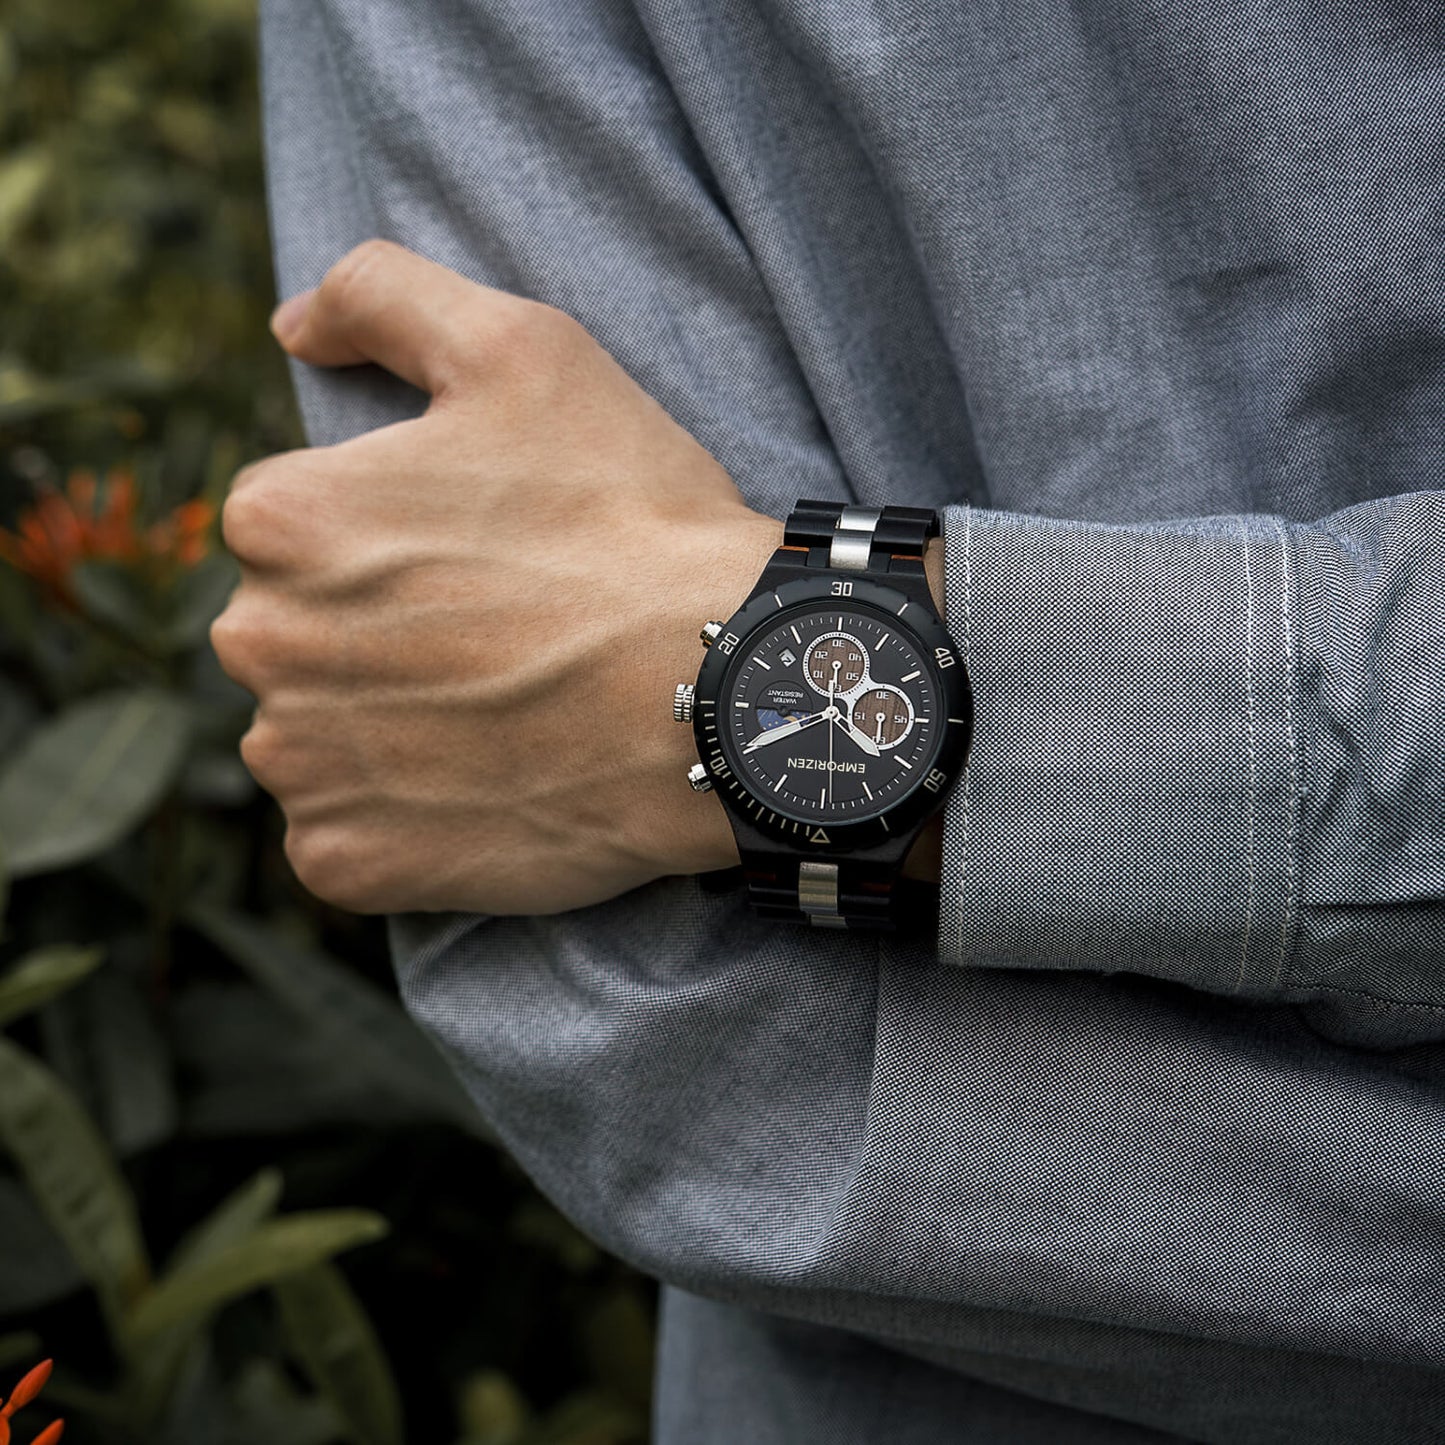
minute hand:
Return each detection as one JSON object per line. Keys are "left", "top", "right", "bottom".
{"left": 833, "top": 713, "right": 881, "bottom": 756}
{"left": 742, "top": 711, "right": 828, "bottom": 752}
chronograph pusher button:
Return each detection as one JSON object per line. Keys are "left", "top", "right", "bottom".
{"left": 700, "top": 620, "right": 725, "bottom": 646}
{"left": 686, "top": 763, "right": 713, "bottom": 793}
{"left": 673, "top": 683, "right": 696, "bottom": 722}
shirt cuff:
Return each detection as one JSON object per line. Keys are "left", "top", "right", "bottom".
{"left": 933, "top": 503, "right": 1302, "bottom": 1000}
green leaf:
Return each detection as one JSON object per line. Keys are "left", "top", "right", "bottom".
{"left": 0, "top": 688, "right": 193, "bottom": 877}
{"left": 0, "top": 1178, "right": 84, "bottom": 1314}
{"left": 457, "top": 1370, "right": 530, "bottom": 1445}
{"left": 0, "top": 945, "right": 103, "bottom": 1028}
{"left": 0, "top": 1034, "right": 150, "bottom": 1331}
{"left": 0, "top": 146, "right": 51, "bottom": 245}
{"left": 125, "top": 1211, "right": 388, "bottom": 1347}
{"left": 127, "top": 1171, "right": 284, "bottom": 1427}
{"left": 151, "top": 1332, "right": 228, "bottom": 1445}
{"left": 0, "top": 562, "right": 38, "bottom": 651}
{"left": 0, "top": 942, "right": 104, "bottom": 1034}
{"left": 274, "top": 1262, "right": 404, "bottom": 1445}
{"left": 76, "top": 959, "right": 177, "bottom": 1156}
{"left": 187, "top": 905, "right": 487, "bottom": 1138}
{"left": 522, "top": 1392, "right": 644, "bottom": 1445}
{"left": 166, "top": 1168, "right": 283, "bottom": 1278}
{"left": 0, "top": 684, "right": 36, "bottom": 769}
{"left": 70, "top": 559, "right": 156, "bottom": 641}
{"left": 225, "top": 1359, "right": 347, "bottom": 1445}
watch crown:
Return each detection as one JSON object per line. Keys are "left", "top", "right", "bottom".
{"left": 673, "top": 683, "right": 695, "bottom": 722}
{"left": 686, "top": 762, "right": 713, "bottom": 793}
{"left": 699, "top": 620, "right": 724, "bottom": 647}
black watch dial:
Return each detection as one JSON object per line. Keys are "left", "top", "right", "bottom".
{"left": 718, "top": 603, "right": 944, "bottom": 823}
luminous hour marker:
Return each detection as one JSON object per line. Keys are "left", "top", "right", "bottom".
{"left": 948, "top": 716, "right": 966, "bottom": 723}
{"left": 877, "top": 632, "right": 889, "bottom": 647}
{"left": 862, "top": 780, "right": 874, "bottom": 799}
{"left": 755, "top": 657, "right": 771, "bottom": 669}
{"left": 896, "top": 755, "right": 913, "bottom": 769}
{"left": 790, "top": 625, "right": 802, "bottom": 644}
{"left": 735, "top": 699, "right": 748, "bottom": 706}
{"left": 775, "top": 774, "right": 788, "bottom": 790}
{"left": 900, "top": 670, "right": 921, "bottom": 682}
{"left": 819, "top": 787, "right": 827, "bottom": 806}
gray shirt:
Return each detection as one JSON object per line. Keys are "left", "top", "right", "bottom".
{"left": 258, "top": 1, "right": 1445, "bottom": 1440}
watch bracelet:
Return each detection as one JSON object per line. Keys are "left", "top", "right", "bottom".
{"left": 782, "top": 498, "right": 939, "bottom": 573}
{"left": 746, "top": 857, "right": 939, "bottom": 937}
{"left": 730, "top": 497, "right": 946, "bottom": 933}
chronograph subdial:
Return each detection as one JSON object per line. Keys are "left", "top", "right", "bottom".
{"left": 804, "top": 632, "right": 869, "bottom": 697}
{"left": 850, "top": 685, "right": 913, "bottom": 749}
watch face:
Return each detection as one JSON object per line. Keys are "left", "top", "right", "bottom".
{"left": 717, "top": 602, "right": 945, "bottom": 824}
{"left": 694, "top": 573, "right": 970, "bottom": 851}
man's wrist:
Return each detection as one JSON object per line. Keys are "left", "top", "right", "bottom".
{"left": 630, "top": 505, "right": 782, "bottom": 879}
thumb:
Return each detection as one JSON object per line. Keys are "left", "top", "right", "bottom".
{"left": 269, "top": 239, "right": 529, "bottom": 397}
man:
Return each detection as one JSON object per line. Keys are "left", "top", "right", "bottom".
{"left": 215, "top": 1, "right": 1445, "bottom": 1440}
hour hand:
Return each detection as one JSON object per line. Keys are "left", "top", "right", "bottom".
{"left": 833, "top": 713, "right": 881, "bottom": 756}
{"left": 742, "top": 711, "right": 823, "bottom": 752}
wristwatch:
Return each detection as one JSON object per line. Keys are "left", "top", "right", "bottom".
{"left": 676, "top": 498, "right": 971, "bottom": 932}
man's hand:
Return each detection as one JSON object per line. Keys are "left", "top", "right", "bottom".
{"left": 212, "top": 239, "right": 782, "bottom": 915}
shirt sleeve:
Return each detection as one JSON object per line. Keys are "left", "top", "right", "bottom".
{"left": 262, "top": 0, "right": 1445, "bottom": 1392}
{"left": 933, "top": 496, "right": 1445, "bottom": 1018}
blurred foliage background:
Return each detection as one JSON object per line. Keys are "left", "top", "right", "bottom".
{"left": 0, "top": 0, "right": 655, "bottom": 1440}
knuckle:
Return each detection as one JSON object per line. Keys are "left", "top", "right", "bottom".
{"left": 220, "top": 469, "right": 289, "bottom": 561}
{"left": 521, "top": 297, "right": 575, "bottom": 337}
{"left": 485, "top": 297, "right": 568, "bottom": 361}
{"left": 321, "top": 238, "right": 396, "bottom": 317}
{"left": 467, "top": 299, "right": 590, "bottom": 407}
{"left": 237, "top": 716, "right": 283, "bottom": 782}
{"left": 524, "top": 299, "right": 587, "bottom": 357}
{"left": 209, "top": 600, "right": 278, "bottom": 689}
{"left": 221, "top": 461, "right": 324, "bottom": 566}
{"left": 207, "top": 607, "right": 240, "bottom": 662}
{"left": 284, "top": 827, "right": 386, "bottom": 913}
{"left": 228, "top": 456, "right": 270, "bottom": 495}
{"left": 209, "top": 605, "right": 248, "bottom": 669}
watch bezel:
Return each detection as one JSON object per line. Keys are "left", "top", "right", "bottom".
{"left": 692, "top": 573, "right": 971, "bottom": 853}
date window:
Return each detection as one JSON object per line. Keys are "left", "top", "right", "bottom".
{"left": 779, "top": 648, "right": 797, "bottom": 666}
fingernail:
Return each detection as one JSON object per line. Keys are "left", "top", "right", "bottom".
{"left": 269, "top": 289, "right": 314, "bottom": 342}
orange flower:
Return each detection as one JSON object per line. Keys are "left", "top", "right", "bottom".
{"left": 0, "top": 1358, "right": 63, "bottom": 1445}
{"left": 0, "top": 467, "right": 214, "bottom": 607}
{"left": 0, "top": 1359, "right": 51, "bottom": 1418}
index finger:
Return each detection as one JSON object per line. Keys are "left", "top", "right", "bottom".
{"left": 270, "top": 239, "right": 534, "bottom": 397}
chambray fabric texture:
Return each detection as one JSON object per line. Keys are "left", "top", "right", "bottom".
{"left": 257, "top": 1, "right": 1445, "bottom": 1441}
